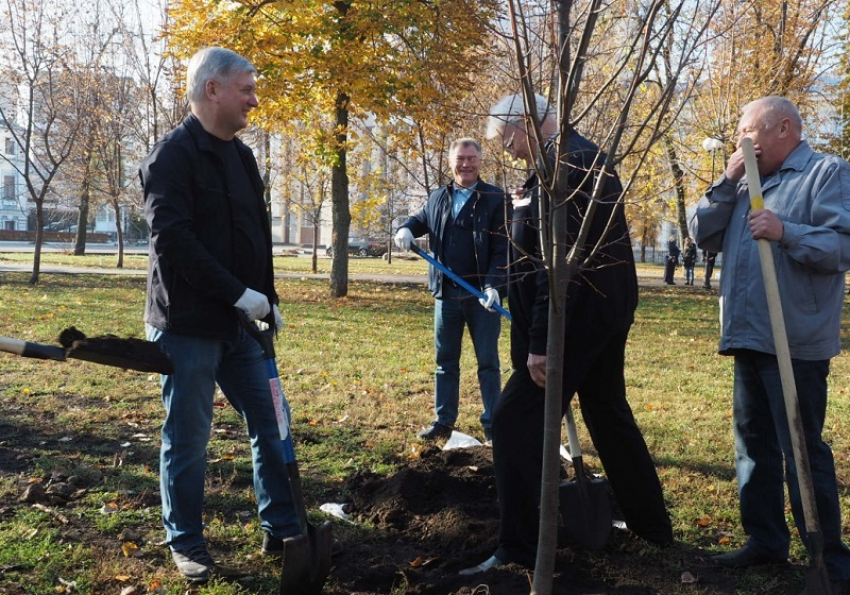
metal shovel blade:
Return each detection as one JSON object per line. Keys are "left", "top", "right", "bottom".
{"left": 280, "top": 521, "right": 334, "bottom": 595}
{"left": 558, "top": 458, "right": 613, "bottom": 552}
{"left": 804, "top": 531, "right": 834, "bottom": 595}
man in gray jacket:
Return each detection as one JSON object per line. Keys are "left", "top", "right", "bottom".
{"left": 692, "top": 96, "right": 850, "bottom": 595}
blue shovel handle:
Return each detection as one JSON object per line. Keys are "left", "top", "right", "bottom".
{"left": 409, "top": 244, "right": 512, "bottom": 321}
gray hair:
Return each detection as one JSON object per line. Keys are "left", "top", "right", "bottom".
{"left": 186, "top": 47, "right": 257, "bottom": 105}
{"left": 744, "top": 96, "right": 803, "bottom": 133}
{"left": 449, "top": 138, "right": 482, "bottom": 157}
{"left": 486, "top": 93, "right": 554, "bottom": 139}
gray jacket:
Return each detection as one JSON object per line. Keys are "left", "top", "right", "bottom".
{"left": 691, "top": 140, "right": 850, "bottom": 360}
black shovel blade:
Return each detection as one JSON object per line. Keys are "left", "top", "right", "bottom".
{"left": 559, "top": 472, "right": 613, "bottom": 552}
{"left": 804, "top": 531, "right": 834, "bottom": 595}
{"left": 280, "top": 521, "right": 334, "bottom": 595}
{"left": 806, "top": 566, "right": 833, "bottom": 595}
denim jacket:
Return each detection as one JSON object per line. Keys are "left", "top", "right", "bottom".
{"left": 691, "top": 141, "right": 850, "bottom": 360}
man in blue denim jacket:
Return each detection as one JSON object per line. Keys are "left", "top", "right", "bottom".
{"left": 692, "top": 96, "right": 850, "bottom": 594}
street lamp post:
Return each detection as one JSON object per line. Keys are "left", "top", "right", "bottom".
{"left": 702, "top": 137, "right": 725, "bottom": 180}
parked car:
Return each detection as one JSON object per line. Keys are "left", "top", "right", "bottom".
{"left": 325, "top": 237, "right": 389, "bottom": 257}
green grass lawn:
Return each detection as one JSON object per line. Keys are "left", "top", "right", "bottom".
{"left": 0, "top": 264, "right": 847, "bottom": 594}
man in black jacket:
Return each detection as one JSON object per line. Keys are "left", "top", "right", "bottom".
{"left": 394, "top": 138, "right": 508, "bottom": 443}
{"left": 461, "top": 93, "right": 671, "bottom": 574}
{"left": 139, "top": 47, "right": 299, "bottom": 583}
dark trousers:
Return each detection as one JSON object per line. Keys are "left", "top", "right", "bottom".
{"left": 704, "top": 261, "right": 715, "bottom": 287}
{"left": 733, "top": 351, "right": 850, "bottom": 581}
{"left": 663, "top": 257, "right": 677, "bottom": 284}
{"left": 492, "top": 327, "right": 672, "bottom": 567}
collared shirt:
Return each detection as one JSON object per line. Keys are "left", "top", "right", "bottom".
{"left": 452, "top": 183, "right": 477, "bottom": 219}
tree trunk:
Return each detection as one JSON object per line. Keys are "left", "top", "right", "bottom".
{"left": 112, "top": 198, "right": 124, "bottom": 269}
{"left": 30, "top": 203, "right": 44, "bottom": 285}
{"left": 329, "top": 89, "right": 351, "bottom": 298}
{"left": 663, "top": 135, "right": 689, "bottom": 242}
{"left": 532, "top": 194, "right": 571, "bottom": 595}
{"left": 74, "top": 181, "right": 90, "bottom": 256}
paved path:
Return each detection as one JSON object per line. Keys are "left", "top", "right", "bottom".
{"left": 0, "top": 261, "right": 673, "bottom": 287}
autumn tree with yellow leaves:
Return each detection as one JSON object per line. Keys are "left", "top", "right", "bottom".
{"left": 165, "top": 0, "right": 499, "bottom": 297}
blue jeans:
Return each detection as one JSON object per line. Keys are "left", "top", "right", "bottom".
{"left": 146, "top": 325, "right": 301, "bottom": 550}
{"left": 733, "top": 350, "right": 850, "bottom": 581}
{"left": 433, "top": 285, "right": 502, "bottom": 436}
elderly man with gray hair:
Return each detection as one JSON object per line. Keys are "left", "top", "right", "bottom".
{"left": 692, "top": 96, "right": 850, "bottom": 594}
{"left": 459, "top": 93, "right": 671, "bottom": 575}
{"left": 140, "top": 47, "right": 300, "bottom": 582}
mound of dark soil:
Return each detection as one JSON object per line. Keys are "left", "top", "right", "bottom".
{"left": 326, "top": 445, "right": 806, "bottom": 595}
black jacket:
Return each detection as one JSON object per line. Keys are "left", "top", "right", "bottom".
{"left": 508, "top": 133, "right": 637, "bottom": 367}
{"left": 400, "top": 180, "right": 509, "bottom": 299}
{"left": 682, "top": 244, "right": 697, "bottom": 267}
{"left": 140, "top": 115, "right": 278, "bottom": 340}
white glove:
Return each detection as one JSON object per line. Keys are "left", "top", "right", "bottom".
{"left": 234, "top": 288, "right": 270, "bottom": 320}
{"left": 478, "top": 287, "right": 499, "bottom": 311}
{"left": 272, "top": 304, "right": 284, "bottom": 332}
{"left": 394, "top": 227, "right": 414, "bottom": 250}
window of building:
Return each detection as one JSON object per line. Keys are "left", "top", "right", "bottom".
{"left": 4, "top": 138, "right": 14, "bottom": 155}
{"left": 2, "top": 175, "right": 14, "bottom": 201}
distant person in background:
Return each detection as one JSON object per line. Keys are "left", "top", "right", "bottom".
{"left": 663, "top": 236, "right": 680, "bottom": 285}
{"left": 681, "top": 237, "right": 697, "bottom": 286}
{"left": 702, "top": 250, "right": 717, "bottom": 289}
{"left": 394, "top": 138, "right": 508, "bottom": 444}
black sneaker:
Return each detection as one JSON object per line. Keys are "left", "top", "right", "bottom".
{"left": 261, "top": 532, "right": 284, "bottom": 557}
{"left": 711, "top": 546, "right": 786, "bottom": 568}
{"left": 417, "top": 422, "right": 453, "bottom": 441}
{"left": 171, "top": 543, "right": 216, "bottom": 583}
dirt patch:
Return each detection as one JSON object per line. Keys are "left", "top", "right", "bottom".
{"left": 324, "top": 445, "right": 806, "bottom": 595}
{"left": 0, "top": 413, "right": 808, "bottom": 595}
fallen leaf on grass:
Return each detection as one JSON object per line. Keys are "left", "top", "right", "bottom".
{"left": 100, "top": 502, "right": 119, "bottom": 514}
{"left": 681, "top": 571, "right": 698, "bottom": 584}
{"left": 121, "top": 542, "right": 139, "bottom": 557}
{"left": 695, "top": 514, "right": 712, "bottom": 527}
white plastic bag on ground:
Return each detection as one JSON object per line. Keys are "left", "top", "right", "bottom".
{"left": 442, "top": 431, "right": 482, "bottom": 450}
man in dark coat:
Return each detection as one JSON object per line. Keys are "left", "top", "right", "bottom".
{"left": 461, "top": 93, "right": 672, "bottom": 574}
{"left": 394, "top": 138, "right": 508, "bottom": 443}
{"left": 140, "top": 47, "right": 300, "bottom": 583}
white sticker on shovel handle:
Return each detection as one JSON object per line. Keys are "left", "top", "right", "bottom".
{"left": 270, "top": 379, "right": 290, "bottom": 441}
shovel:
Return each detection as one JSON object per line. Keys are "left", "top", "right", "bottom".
{"left": 742, "top": 137, "right": 832, "bottom": 595}
{"left": 408, "top": 244, "right": 512, "bottom": 321}
{"left": 237, "top": 313, "right": 333, "bottom": 595}
{"left": 558, "top": 403, "right": 612, "bottom": 552}
{"left": 0, "top": 326, "right": 173, "bottom": 374}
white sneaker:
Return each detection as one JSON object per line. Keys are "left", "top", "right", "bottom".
{"left": 171, "top": 543, "right": 216, "bottom": 583}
